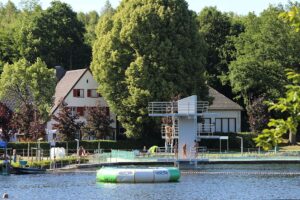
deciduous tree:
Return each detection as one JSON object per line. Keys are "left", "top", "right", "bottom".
{"left": 52, "top": 101, "right": 83, "bottom": 141}
{"left": 86, "top": 104, "right": 113, "bottom": 139}
{"left": 229, "top": 6, "right": 300, "bottom": 105}
{"left": 255, "top": 69, "right": 300, "bottom": 148}
{"left": 0, "top": 102, "right": 12, "bottom": 141}
{"left": 0, "top": 58, "right": 55, "bottom": 121}
{"left": 92, "top": 0, "right": 208, "bottom": 137}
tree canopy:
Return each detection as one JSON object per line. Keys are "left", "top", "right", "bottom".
{"left": 17, "top": 1, "right": 90, "bottom": 70}
{"left": 255, "top": 69, "right": 300, "bottom": 149}
{"left": 92, "top": 0, "right": 208, "bottom": 137}
{"left": 228, "top": 6, "right": 300, "bottom": 105}
{"left": 0, "top": 58, "right": 56, "bottom": 120}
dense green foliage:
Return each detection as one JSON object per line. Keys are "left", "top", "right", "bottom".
{"left": 0, "top": 58, "right": 55, "bottom": 140}
{"left": 0, "top": 58, "right": 55, "bottom": 119}
{"left": 92, "top": 0, "right": 208, "bottom": 138}
{"left": 255, "top": 70, "right": 300, "bottom": 149}
{"left": 229, "top": 7, "right": 300, "bottom": 105}
{"left": 0, "top": 1, "right": 91, "bottom": 70}
{"left": 2, "top": 0, "right": 300, "bottom": 143}
{"left": 18, "top": 1, "right": 90, "bottom": 70}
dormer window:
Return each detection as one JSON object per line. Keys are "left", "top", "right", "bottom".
{"left": 87, "top": 89, "right": 101, "bottom": 98}
{"left": 73, "top": 89, "right": 84, "bottom": 98}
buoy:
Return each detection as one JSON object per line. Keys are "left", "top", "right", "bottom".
{"left": 2, "top": 193, "right": 8, "bottom": 199}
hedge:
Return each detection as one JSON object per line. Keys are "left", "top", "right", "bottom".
{"left": 6, "top": 133, "right": 257, "bottom": 152}
{"left": 199, "top": 132, "right": 258, "bottom": 150}
{"left": 7, "top": 138, "right": 164, "bottom": 152}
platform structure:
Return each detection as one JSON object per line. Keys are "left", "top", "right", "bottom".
{"left": 149, "top": 95, "right": 227, "bottom": 158}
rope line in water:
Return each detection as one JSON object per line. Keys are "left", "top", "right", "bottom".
{"left": 49, "top": 170, "right": 300, "bottom": 176}
{"left": 181, "top": 171, "right": 300, "bottom": 175}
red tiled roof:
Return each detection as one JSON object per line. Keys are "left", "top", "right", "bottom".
{"left": 208, "top": 86, "right": 243, "bottom": 110}
{"left": 50, "top": 68, "right": 88, "bottom": 114}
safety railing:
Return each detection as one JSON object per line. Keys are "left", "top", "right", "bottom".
{"left": 148, "top": 101, "right": 209, "bottom": 115}
{"left": 197, "top": 101, "right": 209, "bottom": 113}
{"left": 197, "top": 123, "right": 215, "bottom": 135}
{"left": 148, "top": 101, "right": 178, "bottom": 115}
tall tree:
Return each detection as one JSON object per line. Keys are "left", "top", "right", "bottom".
{"left": 229, "top": 6, "right": 300, "bottom": 105}
{"left": 78, "top": 11, "right": 100, "bottom": 46}
{"left": 92, "top": 0, "right": 208, "bottom": 138}
{"left": 18, "top": 1, "right": 90, "bottom": 69}
{"left": 0, "top": 58, "right": 55, "bottom": 121}
{"left": 197, "top": 7, "right": 231, "bottom": 89}
{"left": 0, "top": 1, "right": 21, "bottom": 67}
{"left": 52, "top": 101, "right": 83, "bottom": 141}
{"left": 255, "top": 69, "right": 300, "bottom": 148}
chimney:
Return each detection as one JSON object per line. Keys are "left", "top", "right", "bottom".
{"left": 55, "top": 66, "right": 66, "bottom": 82}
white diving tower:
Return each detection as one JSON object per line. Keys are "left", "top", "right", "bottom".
{"left": 148, "top": 95, "right": 228, "bottom": 159}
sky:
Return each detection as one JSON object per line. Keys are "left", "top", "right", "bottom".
{"left": 2, "top": 0, "right": 291, "bottom": 15}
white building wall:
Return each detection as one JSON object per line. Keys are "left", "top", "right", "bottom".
{"left": 47, "top": 70, "right": 116, "bottom": 133}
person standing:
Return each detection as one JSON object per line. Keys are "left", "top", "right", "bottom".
{"left": 183, "top": 143, "right": 187, "bottom": 159}
{"left": 174, "top": 141, "right": 178, "bottom": 159}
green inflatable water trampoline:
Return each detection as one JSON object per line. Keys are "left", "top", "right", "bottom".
{"left": 96, "top": 167, "right": 180, "bottom": 183}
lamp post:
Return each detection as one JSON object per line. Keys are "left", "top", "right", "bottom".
{"left": 37, "top": 138, "right": 43, "bottom": 161}
{"left": 237, "top": 136, "right": 243, "bottom": 154}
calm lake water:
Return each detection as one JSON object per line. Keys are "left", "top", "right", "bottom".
{"left": 2, "top": 164, "right": 300, "bottom": 200}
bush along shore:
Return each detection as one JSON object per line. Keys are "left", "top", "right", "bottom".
{"left": 0, "top": 157, "right": 89, "bottom": 170}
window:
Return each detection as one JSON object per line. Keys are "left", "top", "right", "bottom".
{"left": 197, "top": 118, "right": 212, "bottom": 133}
{"left": 69, "top": 107, "right": 85, "bottom": 116}
{"left": 73, "top": 89, "right": 84, "bottom": 98}
{"left": 215, "top": 118, "right": 236, "bottom": 133}
{"left": 70, "top": 107, "right": 76, "bottom": 116}
{"left": 87, "top": 89, "right": 101, "bottom": 98}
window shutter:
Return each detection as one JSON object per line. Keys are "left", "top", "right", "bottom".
{"left": 87, "top": 89, "right": 91, "bottom": 97}
{"left": 73, "top": 89, "right": 77, "bottom": 97}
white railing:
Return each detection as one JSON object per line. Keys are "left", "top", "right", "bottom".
{"left": 197, "top": 123, "right": 215, "bottom": 135}
{"left": 148, "top": 101, "right": 178, "bottom": 115}
{"left": 148, "top": 101, "right": 209, "bottom": 115}
{"left": 197, "top": 101, "right": 209, "bottom": 113}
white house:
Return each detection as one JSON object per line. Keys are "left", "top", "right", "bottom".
{"left": 46, "top": 68, "right": 116, "bottom": 140}
{"left": 200, "top": 87, "right": 243, "bottom": 134}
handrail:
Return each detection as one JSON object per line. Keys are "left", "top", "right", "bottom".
{"left": 148, "top": 101, "right": 209, "bottom": 115}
